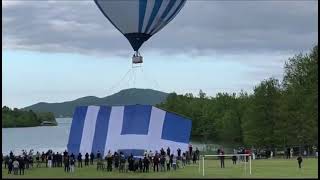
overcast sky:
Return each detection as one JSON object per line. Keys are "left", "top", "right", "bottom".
{"left": 2, "top": 0, "right": 318, "bottom": 108}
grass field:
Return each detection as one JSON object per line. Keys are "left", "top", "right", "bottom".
{"left": 2, "top": 158, "right": 318, "bottom": 178}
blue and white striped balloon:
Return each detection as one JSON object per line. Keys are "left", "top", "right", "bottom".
{"left": 94, "top": 0, "right": 187, "bottom": 51}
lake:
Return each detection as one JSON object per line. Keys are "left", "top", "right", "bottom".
{"left": 2, "top": 118, "right": 221, "bottom": 155}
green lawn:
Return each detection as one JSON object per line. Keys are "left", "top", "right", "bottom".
{"left": 2, "top": 158, "right": 318, "bottom": 178}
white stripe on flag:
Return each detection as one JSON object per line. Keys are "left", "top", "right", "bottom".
{"left": 79, "top": 106, "right": 100, "bottom": 155}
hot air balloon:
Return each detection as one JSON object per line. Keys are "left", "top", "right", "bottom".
{"left": 94, "top": 0, "right": 186, "bottom": 65}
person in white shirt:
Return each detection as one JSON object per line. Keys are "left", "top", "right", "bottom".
{"left": 13, "top": 159, "right": 19, "bottom": 175}
{"left": 172, "top": 155, "right": 177, "bottom": 170}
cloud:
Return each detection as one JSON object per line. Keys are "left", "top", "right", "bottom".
{"left": 3, "top": 0, "right": 318, "bottom": 57}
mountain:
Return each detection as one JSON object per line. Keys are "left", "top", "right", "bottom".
{"left": 22, "top": 88, "right": 169, "bottom": 117}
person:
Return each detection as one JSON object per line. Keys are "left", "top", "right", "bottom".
{"left": 153, "top": 153, "right": 159, "bottom": 172}
{"left": 107, "top": 152, "right": 113, "bottom": 172}
{"left": 160, "top": 155, "right": 165, "bottom": 171}
{"left": 166, "top": 147, "right": 171, "bottom": 156}
{"left": 232, "top": 155, "right": 237, "bottom": 165}
{"left": 303, "top": 150, "right": 307, "bottom": 157}
{"left": 143, "top": 155, "right": 149, "bottom": 172}
{"left": 195, "top": 147, "right": 200, "bottom": 160}
{"left": 287, "top": 147, "right": 291, "bottom": 159}
{"left": 170, "top": 154, "right": 173, "bottom": 167}
{"left": 290, "top": 148, "right": 294, "bottom": 158}
{"left": 70, "top": 157, "right": 75, "bottom": 173}
{"left": 220, "top": 149, "right": 225, "bottom": 168}
{"left": 119, "top": 153, "right": 125, "bottom": 173}
{"left": 47, "top": 153, "right": 52, "bottom": 168}
{"left": 128, "top": 154, "right": 134, "bottom": 171}
{"left": 36, "top": 152, "right": 41, "bottom": 168}
{"left": 177, "top": 148, "right": 181, "bottom": 159}
{"left": 182, "top": 153, "right": 186, "bottom": 167}
{"left": 8, "top": 158, "right": 13, "bottom": 174}
{"left": 13, "top": 158, "right": 19, "bottom": 175}
{"left": 41, "top": 152, "right": 45, "bottom": 165}
{"left": 97, "top": 150, "right": 101, "bottom": 160}
{"left": 114, "top": 152, "right": 119, "bottom": 169}
{"left": 64, "top": 156, "right": 70, "bottom": 172}
{"left": 19, "top": 156, "right": 25, "bottom": 175}
{"left": 297, "top": 155, "right": 303, "bottom": 168}
{"left": 70, "top": 153, "right": 75, "bottom": 160}
{"left": 85, "top": 153, "right": 89, "bottom": 166}
{"left": 160, "top": 148, "right": 165, "bottom": 156}
{"left": 166, "top": 155, "right": 170, "bottom": 171}
{"left": 4, "top": 155, "right": 9, "bottom": 169}
{"left": 192, "top": 152, "right": 197, "bottom": 164}
{"left": 138, "top": 158, "right": 143, "bottom": 172}
{"left": 90, "top": 152, "right": 94, "bottom": 165}
{"left": 77, "top": 153, "right": 82, "bottom": 168}
{"left": 172, "top": 155, "right": 177, "bottom": 170}
{"left": 189, "top": 144, "right": 193, "bottom": 156}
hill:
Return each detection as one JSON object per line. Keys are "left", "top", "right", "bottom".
{"left": 22, "top": 88, "right": 168, "bottom": 117}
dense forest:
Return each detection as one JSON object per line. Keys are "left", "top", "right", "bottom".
{"left": 157, "top": 45, "right": 318, "bottom": 149}
{"left": 2, "top": 107, "right": 57, "bottom": 128}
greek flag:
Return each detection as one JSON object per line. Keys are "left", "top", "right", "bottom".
{"left": 67, "top": 105, "right": 192, "bottom": 157}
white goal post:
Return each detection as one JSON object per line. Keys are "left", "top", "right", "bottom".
{"left": 199, "top": 154, "right": 252, "bottom": 176}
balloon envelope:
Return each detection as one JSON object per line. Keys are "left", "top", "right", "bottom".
{"left": 94, "top": 0, "right": 187, "bottom": 51}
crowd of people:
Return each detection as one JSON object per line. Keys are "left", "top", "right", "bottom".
{"left": 2, "top": 146, "right": 201, "bottom": 175}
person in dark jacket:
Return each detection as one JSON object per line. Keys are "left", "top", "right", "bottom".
{"left": 114, "top": 152, "right": 119, "bottom": 169}
{"left": 4, "top": 155, "right": 9, "bottom": 169}
{"left": 97, "top": 151, "right": 101, "bottom": 160}
{"left": 85, "top": 153, "right": 89, "bottom": 166}
{"left": 170, "top": 154, "right": 173, "bottom": 167}
{"left": 8, "top": 158, "right": 13, "bottom": 174}
{"left": 297, "top": 156, "right": 303, "bottom": 168}
{"left": 70, "top": 153, "right": 75, "bottom": 160}
{"left": 189, "top": 144, "right": 193, "bottom": 156}
{"left": 77, "top": 153, "right": 82, "bottom": 168}
{"left": 41, "top": 152, "right": 45, "bottom": 164}
{"left": 138, "top": 158, "right": 143, "bottom": 172}
{"left": 166, "top": 147, "right": 171, "bottom": 156}
{"left": 128, "top": 154, "right": 134, "bottom": 171}
{"left": 177, "top": 148, "right": 181, "bottom": 159}
{"left": 160, "top": 148, "right": 165, "bottom": 156}
{"left": 232, "top": 155, "right": 237, "bottom": 164}
{"left": 64, "top": 156, "right": 70, "bottom": 172}
{"left": 143, "top": 156, "right": 149, "bottom": 172}
{"left": 153, "top": 153, "right": 159, "bottom": 172}
{"left": 107, "top": 153, "right": 113, "bottom": 172}
{"left": 90, "top": 152, "right": 94, "bottom": 165}
{"left": 192, "top": 152, "right": 197, "bottom": 164}
{"left": 19, "top": 157, "right": 25, "bottom": 175}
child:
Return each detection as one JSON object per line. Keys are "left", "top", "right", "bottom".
{"left": 297, "top": 155, "right": 303, "bottom": 168}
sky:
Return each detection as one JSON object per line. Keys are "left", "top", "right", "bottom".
{"left": 2, "top": 0, "right": 318, "bottom": 108}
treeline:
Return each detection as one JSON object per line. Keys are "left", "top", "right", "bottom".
{"left": 2, "top": 106, "right": 57, "bottom": 128}
{"left": 157, "top": 45, "right": 318, "bottom": 149}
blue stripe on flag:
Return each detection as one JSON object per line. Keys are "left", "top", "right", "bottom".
{"left": 91, "top": 106, "right": 111, "bottom": 155}
{"left": 67, "top": 106, "right": 88, "bottom": 155}
{"left": 121, "top": 105, "right": 152, "bottom": 135}
{"left": 161, "top": 112, "right": 192, "bottom": 143}
{"left": 149, "top": 0, "right": 176, "bottom": 34}
{"left": 144, "top": 0, "right": 163, "bottom": 33}
{"left": 139, "top": 0, "right": 148, "bottom": 33}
